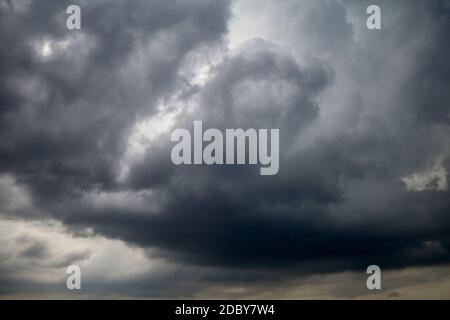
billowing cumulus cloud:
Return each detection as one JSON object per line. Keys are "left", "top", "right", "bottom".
{"left": 0, "top": 0, "right": 450, "bottom": 298}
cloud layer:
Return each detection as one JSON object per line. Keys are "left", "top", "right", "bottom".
{"left": 1, "top": 0, "right": 450, "bottom": 298}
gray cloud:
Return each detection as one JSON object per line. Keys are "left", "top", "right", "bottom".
{"left": 1, "top": 0, "right": 450, "bottom": 298}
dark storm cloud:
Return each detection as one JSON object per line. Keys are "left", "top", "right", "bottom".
{"left": 61, "top": 33, "right": 450, "bottom": 273}
{"left": 1, "top": 0, "right": 450, "bottom": 297}
{"left": 0, "top": 0, "right": 230, "bottom": 208}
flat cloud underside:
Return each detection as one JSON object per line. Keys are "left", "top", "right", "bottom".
{"left": 0, "top": 0, "right": 450, "bottom": 282}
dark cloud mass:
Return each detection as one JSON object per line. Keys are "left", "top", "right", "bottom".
{"left": 1, "top": 0, "right": 450, "bottom": 298}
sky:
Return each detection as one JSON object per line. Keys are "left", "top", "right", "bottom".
{"left": 0, "top": 0, "right": 450, "bottom": 299}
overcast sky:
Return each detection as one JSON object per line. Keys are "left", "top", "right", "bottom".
{"left": 1, "top": 0, "right": 450, "bottom": 299}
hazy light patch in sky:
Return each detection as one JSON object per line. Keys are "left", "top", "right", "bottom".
{"left": 228, "top": 0, "right": 272, "bottom": 50}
